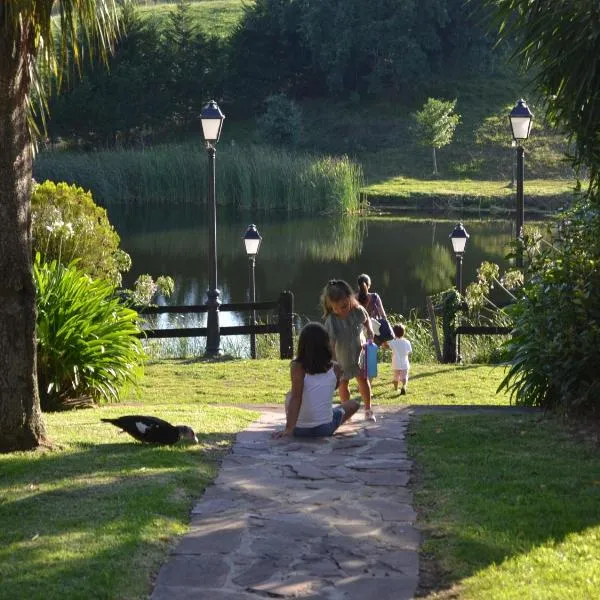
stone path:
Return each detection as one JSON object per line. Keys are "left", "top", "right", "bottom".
{"left": 151, "top": 407, "right": 420, "bottom": 600}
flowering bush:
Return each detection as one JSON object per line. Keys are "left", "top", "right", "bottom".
{"left": 32, "top": 180, "right": 131, "bottom": 286}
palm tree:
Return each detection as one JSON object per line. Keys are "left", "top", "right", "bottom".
{"left": 0, "top": 1, "right": 119, "bottom": 451}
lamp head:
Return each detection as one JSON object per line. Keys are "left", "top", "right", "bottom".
{"left": 450, "top": 222, "right": 469, "bottom": 255}
{"left": 200, "top": 100, "right": 225, "bottom": 146}
{"left": 509, "top": 99, "right": 534, "bottom": 142}
{"left": 243, "top": 224, "right": 262, "bottom": 258}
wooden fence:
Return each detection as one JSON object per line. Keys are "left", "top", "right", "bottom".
{"left": 138, "top": 290, "right": 295, "bottom": 359}
{"left": 427, "top": 295, "right": 513, "bottom": 363}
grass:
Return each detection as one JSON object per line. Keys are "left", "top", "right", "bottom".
{"left": 3, "top": 359, "right": 597, "bottom": 599}
{"left": 135, "top": 0, "right": 249, "bottom": 39}
{"left": 363, "top": 177, "right": 579, "bottom": 213}
{"left": 133, "top": 360, "right": 512, "bottom": 407}
{"left": 411, "top": 413, "right": 600, "bottom": 599}
{"left": 0, "top": 400, "right": 258, "bottom": 600}
{"left": 34, "top": 143, "right": 363, "bottom": 213}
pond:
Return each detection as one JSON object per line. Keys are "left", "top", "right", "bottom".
{"left": 107, "top": 205, "right": 516, "bottom": 354}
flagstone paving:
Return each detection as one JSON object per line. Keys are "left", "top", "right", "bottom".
{"left": 151, "top": 407, "right": 419, "bottom": 600}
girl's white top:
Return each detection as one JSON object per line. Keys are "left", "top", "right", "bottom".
{"left": 285, "top": 366, "right": 336, "bottom": 427}
{"left": 389, "top": 337, "right": 412, "bottom": 370}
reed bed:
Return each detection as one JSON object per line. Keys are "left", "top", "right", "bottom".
{"left": 34, "top": 143, "right": 364, "bottom": 214}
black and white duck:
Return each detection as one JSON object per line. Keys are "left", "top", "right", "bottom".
{"left": 101, "top": 415, "right": 198, "bottom": 445}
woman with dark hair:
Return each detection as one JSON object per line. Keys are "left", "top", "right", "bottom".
{"left": 272, "top": 322, "right": 361, "bottom": 438}
{"left": 357, "top": 274, "right": 387, "bottom": 319}
{"left": 357, "top": 274, "right": 391, "bottom": 344}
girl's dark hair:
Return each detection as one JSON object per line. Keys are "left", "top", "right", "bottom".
{"left": 320, "top": 279, "right": 357, "bottom": 317}
{"left": 357, "top": 273, "right": 371, "bottom": 306}
{"left": 296, "top": 322, "right": 333, "bottom": 374}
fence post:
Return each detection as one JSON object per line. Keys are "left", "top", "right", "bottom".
{"left": 426, "top": 296, "right": 443, "bottom": 363}
{"left": 278, "top": 291, "right": 294, "bottom": 359}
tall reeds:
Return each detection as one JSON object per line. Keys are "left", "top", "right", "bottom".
{"left": 34, "top": 143, "right": 363, "bottom": 213}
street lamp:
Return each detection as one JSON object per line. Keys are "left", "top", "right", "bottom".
{"left": 449, "top": 222, "right": 469, "bottom": 364}
{"left": 509, "top": 99, "right": 534, "bottom": 268}
{"left": 449, "top": 222, "right": 469, "bottom": 294}
{"left": 200, "top": 100, "right": 225, "bottom": 357}
{"left": 243, "top": 224, "right": 262, "bottom": 359}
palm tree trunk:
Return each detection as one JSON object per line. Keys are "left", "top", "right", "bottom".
{"left": 0, "top": 23, "right": 47, "bottom": 451}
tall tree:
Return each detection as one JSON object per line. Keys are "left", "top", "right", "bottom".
{"left": 0, "top": 1, "right": 119, "bottom": 451}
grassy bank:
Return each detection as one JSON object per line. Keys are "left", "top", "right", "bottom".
{"left": 412, "top": 412, "right": 600, "bottom": 599}
{"left": 364, "top": 178, "right": 579, "bottom": 214}
{"left": 2, "top": 359, "right": 597, "bottom": 599}
{"left": 136, "top": 0, "right": 249, "bottom": 39}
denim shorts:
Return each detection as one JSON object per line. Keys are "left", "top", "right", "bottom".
{"left": 294, "top": 406, "right": 345, "bottom": 438}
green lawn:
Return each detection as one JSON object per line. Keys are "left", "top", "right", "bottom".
{"left": 1, "top": 359, "right": 597, "bottom": 599}
{"left": 412, "top": 413, "right": 600, "bottom": 599}
{"left": 136, "top": 0, "right": 249, "bottom": 39}
{"left": 363, "top": 177, "right": 579, "bottom": 213}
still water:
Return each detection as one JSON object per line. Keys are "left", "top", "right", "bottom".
{"left": 108, "top": 205, "right": 515, "bottom": 349}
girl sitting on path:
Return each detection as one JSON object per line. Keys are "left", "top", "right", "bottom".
{"left": 321, "top": 279, "right": 376, "bottom": 422}
{"left": 272, "top": 322, "right": 360, "bottom": 438}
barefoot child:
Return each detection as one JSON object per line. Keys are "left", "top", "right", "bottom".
{"left": 272, "top": 322, "right": 360, "bottom": 438}
{"left": 321, "top": 279, "right": 377, "bottom": 421}
{"left": 385, "top": 323, "right": 412, "bottom": 394}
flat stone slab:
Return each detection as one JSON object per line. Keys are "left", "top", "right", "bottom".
{"left": 150, "top": 408, "right": 421, "bottom": 600}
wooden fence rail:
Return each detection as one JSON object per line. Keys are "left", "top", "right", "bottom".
{"left": 137, "top": 291, "right": 295, "bottom": 359}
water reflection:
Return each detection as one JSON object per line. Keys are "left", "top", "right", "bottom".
{"left": 108, "top": 205, "right": 513, "bottom": 325}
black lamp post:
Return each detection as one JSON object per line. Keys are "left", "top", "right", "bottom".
{"left": 243, "top": 224, "right": 262, "bottom": 359}
{"left": 449, "top": 223, "right": 469, "bottom": 364}
{"left": 509, "top": 99, "right": 534, "bottom": 268}
{"left": 200, "top": 100, "right": 225, "bottom": 357}
{"left": 449, "top": 222, "right": 469, "bottom": 294}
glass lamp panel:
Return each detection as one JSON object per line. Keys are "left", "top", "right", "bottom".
{"left": 244, "top": 238, "right": 261, "bottom": 257}
{"left": 510, "top": 116, "right": 532, "bottom": 140}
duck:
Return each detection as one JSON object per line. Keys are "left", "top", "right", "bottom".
{"left": 101, "top": 415, "right": 198, "bottom": 445}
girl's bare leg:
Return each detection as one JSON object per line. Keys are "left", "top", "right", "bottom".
{"left": 340, "top": 399, "right": 360, "bottom": 422}
{"left": 356, "top": 376, "right": 371, "bottom": 411}
{"left": 338, "top": 379, "right": 350, "bottom": 402}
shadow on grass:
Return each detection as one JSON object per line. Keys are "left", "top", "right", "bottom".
{"left": 411, "top": 413, "right": 600, "bottom": 597}
{"left": 0, "top": 430, "right": 242, "bottom": 598}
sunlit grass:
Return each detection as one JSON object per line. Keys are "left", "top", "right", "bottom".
{"left": 0, "top": 404, "right": 257, "bottom": 599}
{"left": 411, "top": 413, "right": 600, "bottom": 599}
{"left": 135, "top": 0, "right": 249, "bottom": 39}
{"left": 131, "top": 359, "right": 511, "bottom": 407}
{"left": 364, "top": 177, "right": 578, "bottom": 201}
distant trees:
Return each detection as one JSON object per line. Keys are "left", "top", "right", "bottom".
{"left": 49, "top": 1, "right": 223, "bottom": 146}
{"left": 412, "top": 98, "right": 461, "bottom": 175}
{"left": 46, "top": 0, "right": 504, "bottom": 146}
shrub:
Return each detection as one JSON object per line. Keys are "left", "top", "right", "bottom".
{"left": 34, "top": 255, "right": 144, "bottom": 411}
{"left": 32, "top": 180, "right": 131, "bottom": 286}
{"left": 498, "top": 200, "right": 600, "bottom": 415}
{"left": 257, "top": 94, "right": 302, "bottom": 147}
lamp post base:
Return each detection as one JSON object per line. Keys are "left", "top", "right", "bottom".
{"left": 205, "top": 288, "right": 222, "bottom": 357}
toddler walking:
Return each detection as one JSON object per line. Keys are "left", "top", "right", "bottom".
{"left": 321, "top": 279, "right": 376, "bottom": 421}
{"left": 386, "top": 323, "right": 413, "bottom": 395}
{"left": 272, "top": 322, "right": 360, "bottom": 438}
